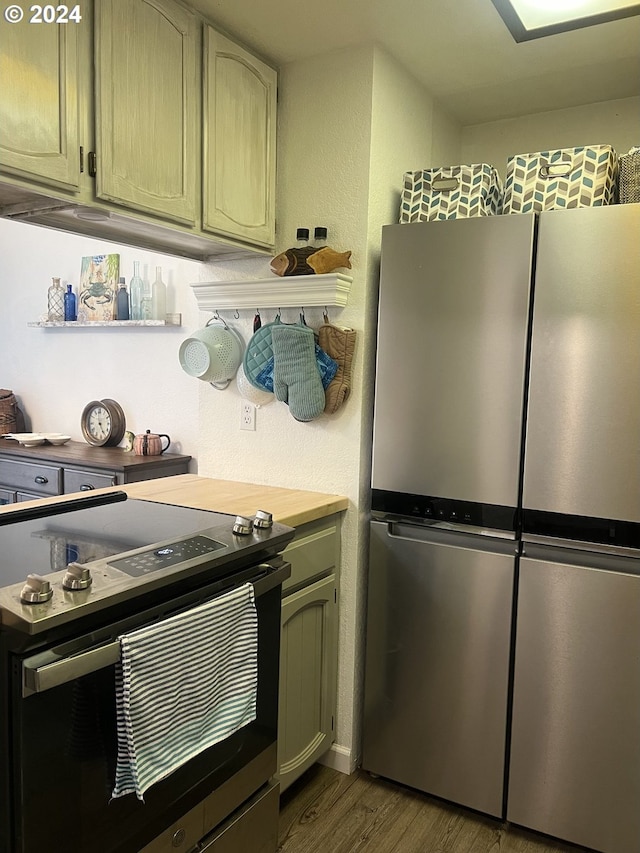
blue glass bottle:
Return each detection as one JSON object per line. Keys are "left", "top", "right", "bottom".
{"left": 64, "top": 284, "right": 77, "bottom": 321}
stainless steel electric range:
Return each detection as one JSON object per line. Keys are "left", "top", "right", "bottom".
{"left": 0, "top": 491, "right": 294, "bottom": 853}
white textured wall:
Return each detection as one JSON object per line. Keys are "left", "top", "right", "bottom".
{"left": 369, "top": 48, "right": 461, "bottom": 228}
{"left": 196, "top": 44, "right": 376, "bottom": 770}
{"left": 0, "top": 219, "right": 201, "bottom": 458}
{"left": 462, "top": 96, "right": 640, "bottom": 181}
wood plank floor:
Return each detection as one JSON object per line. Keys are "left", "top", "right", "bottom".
{"left": 278, "top": 765, "right": 589, "bottom": 853}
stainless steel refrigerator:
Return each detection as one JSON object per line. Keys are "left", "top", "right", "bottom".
{"left": 509, "top": 205, "right": 640, "bottom": 853}
{"left": 363, "top": 204, "right": 640, "bottom": 851}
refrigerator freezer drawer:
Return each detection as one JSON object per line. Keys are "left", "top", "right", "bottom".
{"left": 508, "top": 555, "right": 640, "bottom": 853}
{"left": 362, "top": 520, "right": 515, "bottom": 817}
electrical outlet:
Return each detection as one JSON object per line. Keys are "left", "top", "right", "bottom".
{"left": 240, "top": 402, "right": 256, "bottom": 431}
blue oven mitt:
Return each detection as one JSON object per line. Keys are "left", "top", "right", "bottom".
{"left": 272, "top": 324, "right": 326, "bottom": 421}
{"left": 256, "top": 342, "right": 337, "bottom": 394}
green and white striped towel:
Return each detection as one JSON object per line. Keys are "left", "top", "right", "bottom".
{"left": 112, "top": 582, "right": 258, "bottom": 801}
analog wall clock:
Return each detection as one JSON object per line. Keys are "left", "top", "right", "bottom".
{"left": 81, "top": 399, "right": 126, "bottom": 447}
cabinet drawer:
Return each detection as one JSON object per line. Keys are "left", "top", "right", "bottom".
{"left": 64, "top": 469, "right": 117, "bottom": 493}
{"left": 282, "top": 521, "right": 338, "bottom": 594}
{"left": 0, "top": 459, "right": 61, "bottom": 495}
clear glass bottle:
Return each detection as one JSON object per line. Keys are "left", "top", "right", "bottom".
{"left": 151, "top": 266, "right": 167, "bottom": 321}
{"left": 116, "top": 277, "right": 130, "bottom": 320}
{"left": 47, "top": 277, "right": 65, "bottom": 321}
{"left": 129, "top": 261, "right": 144, "bottom": 320}
{"left": 63, "top": 283, "right": 77, "bottom": 321}
{"left": 140, "top": 282, "right": 152, "bottom": 320}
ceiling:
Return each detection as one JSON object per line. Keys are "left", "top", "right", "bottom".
{"left": 189, "top": 0, "right": 640, "bottom": 125}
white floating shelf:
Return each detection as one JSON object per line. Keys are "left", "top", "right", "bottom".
{"left": 28, "top": 315, "right": 182, "bottom": 328}
{"left": 191, "top": 273, "right": 352, "bottom": 311}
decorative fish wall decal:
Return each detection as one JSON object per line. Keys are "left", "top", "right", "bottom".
{"left": 270, "top": 246, "right": 352, "bottom": 277}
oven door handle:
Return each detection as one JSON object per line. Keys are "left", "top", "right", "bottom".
{"left": 22, "top": 641, "right": 121, "bottom": 697}
{"left": 21, "top": 562, "right": 291, "bottom": 697}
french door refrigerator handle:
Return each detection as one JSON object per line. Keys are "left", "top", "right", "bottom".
{"left": 381, "top": 517, "right": 516, "bottom": 540}
{"left": 522, "top": 533, "right": 640, "bottom": 560}
{"left": 378, "top": 519, "right": 518, "bottom": 555}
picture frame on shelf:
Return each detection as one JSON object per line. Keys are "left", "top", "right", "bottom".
{"left": 77, "top": 254, "right": 120, "bottom": 322}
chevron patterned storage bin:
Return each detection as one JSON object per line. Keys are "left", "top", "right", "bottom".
{"left": 400, "top": 164, "right": 503, "bottom": 222}
{"left": 618, "top": 147, "right": 640, "bottom": 204}
{"left": 503, "top": 145, "right": 618, "bottom": 213}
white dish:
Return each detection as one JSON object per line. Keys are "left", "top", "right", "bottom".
{"left": 5, "top": 432, "right": 46, "bottom": 444}
{"left": 2, "top": 432, "right": 71, "bottom": 447}
{"left": 44, "top": 434, "right": 71, "bottom": 445}
{"left": 19, "top": 437, "right": 46, "bottom": 447}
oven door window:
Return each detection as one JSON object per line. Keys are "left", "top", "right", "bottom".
{"left": 9, "top": 587, "right": 281, "bottom": 853}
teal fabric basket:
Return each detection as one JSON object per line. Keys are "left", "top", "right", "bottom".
{"left": 503, "top": 145, "right": 618, "bottom": 213}
{"left": 400, "top": 163, "right": 503, "bottom": 222}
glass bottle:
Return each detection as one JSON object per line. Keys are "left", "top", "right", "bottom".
{"left": 129, "top": 261, "right": 144, "bottom": 320}
{"left": 47, "top": 277, "right": 65, "bottom": 321}
{"left": 313, "top": 226, "right": 328, "bottom": 247}
{"left": 151, "top": 266, "right": 167, "bottom": 321}
{"left": 140, "top": 280, "right": 152, "bottom": 320}
{"left": 296, "top": 227, "right": 310, "bottom": 248}
{"left": 63, "top": 283, "right": 77, "bottom": 321}
{"left": 116, "top": 277, "right": 130, "bottom": 320}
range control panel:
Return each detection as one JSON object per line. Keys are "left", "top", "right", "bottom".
{"left": 108, "top": 535, "right": 226, "bottom": 577}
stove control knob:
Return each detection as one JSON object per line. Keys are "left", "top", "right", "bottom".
{"left": 20, "top": 574, "right": 53, "bottom": 604}
{"left": 63, "top": 562, "right": 93, "bottom": 591}
{"left": 253, "top": 510, "right": 273, "bottom": 530}
{"left": 232, "top": 515, "right": 253, "bottom": 536}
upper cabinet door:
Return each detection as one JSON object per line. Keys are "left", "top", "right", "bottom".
{"left": 203, "top": 26, "right": 276, "bottom": 248}
{"left": 95, "top": 0, "right": 197, "bottom": 225}
{"left": 0, "top": 17, "right": 80, "bottom": 190}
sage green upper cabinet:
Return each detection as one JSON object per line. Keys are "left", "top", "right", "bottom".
{"left": 0, "top": 16, "right": 80, "bottom": 190}
{"left": 203, "top": 26, "right": 276, "bottom": 248}
{"left": 95, "top": 0, "right": 198, "bottom": 225}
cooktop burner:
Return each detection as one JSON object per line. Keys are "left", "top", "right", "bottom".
{"left": 0, "top": 493, "right": 294, "bottom": 634}
{"left": 1, "top": 499, "right": 229, "bottom": 584}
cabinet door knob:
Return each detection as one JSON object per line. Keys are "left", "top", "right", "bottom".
{"left": 34, "top": 476, "right": 48, "bottom": 485}
{"left": 79, "top": 484, "right": 95, "bottom": 491}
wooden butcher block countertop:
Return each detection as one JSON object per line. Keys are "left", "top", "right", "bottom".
{"left": 122, "top": 475, "right": 348, "bottom": 527}
{"left": 1, "top": 474, "right": 348, "bottom": 528}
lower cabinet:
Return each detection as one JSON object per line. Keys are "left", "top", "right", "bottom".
{"left": 278, "top": 517, "right": 340, "bottom": 792}
{"left": 0, "top": 440, "right": 191, "bottom": 503}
